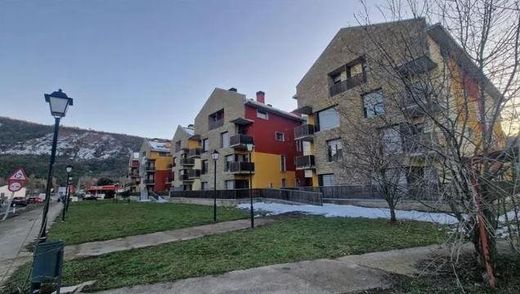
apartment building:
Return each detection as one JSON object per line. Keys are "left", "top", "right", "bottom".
{"left": 293, "top": 18, "right": 505, "bottom": 188}
{"left": 171, "top": 125, "right": 201, "bottom": 191}
{"left": 171, "top": 87, "right": 304, "bottom": 191}
{"left": 138, "top": 139, "right": 173, "bottom": 193}
{"left": 127, "top": 151, "right": 140, "bottom": 192}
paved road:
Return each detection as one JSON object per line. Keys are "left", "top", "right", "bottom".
{"left": 65, "top": 218, "right": 276, "bottom": 260}
{"left": 0, "top": 202, "right": 63, "bottom": 284}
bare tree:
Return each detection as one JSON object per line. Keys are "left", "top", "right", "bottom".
{"left": 344, "top": 0, "right": 520, "bottom": 288}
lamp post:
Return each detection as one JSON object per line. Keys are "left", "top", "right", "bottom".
{"left": 246, "top": 143, "right": 254, "bottom": 228}
{"left": 39, "top": 89, "right": 73, "bottom": 242}
{"left": 62, "top": 165, "right": 73, "bottom": 221}
{"left": 211, "top": 150, "right": 219, "bottom": 222}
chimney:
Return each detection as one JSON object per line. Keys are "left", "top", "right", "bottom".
{"left": 228, "top": 87, "right": 237, "bottom": 92}
{"left": 256, "top": 91, "right": 265, "bottom": 104}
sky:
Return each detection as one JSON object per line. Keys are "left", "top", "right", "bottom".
{"left": 0, "top": 0, "right": 386, "bottom": 138}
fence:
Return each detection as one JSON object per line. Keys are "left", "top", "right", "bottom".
{"left": 298, "top": 185, "right": 382, "bottom": 200}
{"left": 171, "top": 188, "right": 323, "bottom": 205}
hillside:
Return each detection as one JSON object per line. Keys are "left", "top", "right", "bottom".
{"left": 0, "top": 117, "right": 150, "bottom": 181}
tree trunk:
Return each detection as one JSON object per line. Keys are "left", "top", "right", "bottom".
{"left": 389, "top": 205, "right": 397, "bottom": 223}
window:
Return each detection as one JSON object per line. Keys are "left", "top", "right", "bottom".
{"left": 201, "top": 182, "right": 208, "bottom": 190}
{"left": 280, "top": 155, "right": 287, "bottom": 172}
{"left": 225, "top": 180, "right": 234, "bottom": 190}
{"left": 225, "top": 154, "right": 234, "bottom": 172}
{"left": 175, "top": 141, "right": 181, "bottom": 152}
{"left": 363, "top": 90, "right": 384, "bottom": 118}
{"left": 220, "top": 131, "right": 230, "bottom": 148}
{"left": 257, "top": 109, "right": 269, "bottom": 120}
{"left": 316, "top": 107, "right": 340, "bottom": 131}
{"left": 208, "top": 109, "right": 224, "bottom": 130}
{"left": 319, "top": 174, "right": 335, "bottom": 186}
{"left": 281, "top": 178, "right": 287, "bottom": 187}
{"left": 201, "top": 160, "right": 208, "bottom": 174}
{"left": 275, "top": 132, "right": 285, "bottom": 141}
{"left": 327, "top": 139, "right": 343, "bottom": 162}
{"left": 296, "top": 140, "right": 303, "bottom": 152}
{"left": 202, "top": 138, "right": 208, "bottom": 152}
{"left": 382, "top": 127, "right": 402, "bottom": 154}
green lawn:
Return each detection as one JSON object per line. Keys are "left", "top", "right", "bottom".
{"left": 3, "top": 216, "right": 447, "bottom": 293}
{"left": 48, "top": 201, "right": 247, "bottom": 244}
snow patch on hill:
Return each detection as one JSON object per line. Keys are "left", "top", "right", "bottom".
{"left": 1, "top": 131, "right": 125, "bottom": 160}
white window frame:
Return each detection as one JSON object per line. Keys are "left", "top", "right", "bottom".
{"left": 280, "top": 155, "right": 287, "bottom": 172}
{"left": 257, "top": 109, "right": 269, "bottom": 120}
{"left": 363, "top": 90, "right": 385, "bottom": 118}
{"left": 275, "top": 131, "right": 285, "bottom": 142}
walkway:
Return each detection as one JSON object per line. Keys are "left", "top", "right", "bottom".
{"left": 95, "top": 244, "right": 461, "bottom": 294}
{"left": 65, "top": 218, "right": 276, "bottom": 260}
{"left": 0, "top": 202, "right": 63, "bottom": 285}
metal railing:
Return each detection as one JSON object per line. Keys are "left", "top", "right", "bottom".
{"left": 294, "top": 124, "right": 315, "bottom": 140}
{"left": 329, "top": 73, "right": 366, "bottom": 96}
{"left": 226, "top": 161, "right": 255, "bottom": 173}
{"left": 180, "top": 158, "right": 195, "bottom": 166}
{"left": 171, "top": 188, "right": 323, "bottom": 205}
{"left": 187, "top": 169, "right": 201, "bottom": 179}
{"left": 295, "top": 155, "right": 315, "bottom": 169}
{"left": 229, "top": 134, "right": 254, "bottom": 148}
{"left": 298, "top": 185, "right": 381, "bottom": 199}
{"left": 188, "top": 148, "right": 202, "bottom": 158}
{"left": 208, "top": 118, "right": 224, "bottom": 130}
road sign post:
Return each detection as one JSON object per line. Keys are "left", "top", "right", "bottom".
{"left": 2, "top": 168, "right": 28, "bottom": 221}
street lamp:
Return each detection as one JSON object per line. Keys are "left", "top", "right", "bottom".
{"left": 39, "top": 89, "right": 73, "bottom": 241}
{"left": 246, "top": 143, "right": 254, "bottom": 228}
{"left": 211, "top": 150, "right": 219, "bottom": 222}
{"left": 62, "top": 165, "right": 73, "bottom": 221}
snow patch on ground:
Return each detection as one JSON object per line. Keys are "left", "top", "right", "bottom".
{"left": 238, "top": 201, "right": 459, "bottom": 225}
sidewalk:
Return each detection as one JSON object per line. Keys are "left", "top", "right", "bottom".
{"left": 0, "top": 202, "right": 63, "bottom": 285}
{"left": 95, "top": 244, "right": 459, "bottom": 294}
{"left": 65, "top": 218, "right": 276, "bottom": 260}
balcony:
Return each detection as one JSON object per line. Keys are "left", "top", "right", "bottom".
{"left": 329, "top": 73, "right": 366, "bottom": 96}
{"left": 403, "top": 134, "right": 435, "bottom": 156}
{"left": 187, "top": 169, "right": 201, "bottom": 179}
{"left": 180, "top": 158, "right": 195, "bottom": 166}
{"left": 179, "top": 174, "right": 192, "bottom": 182}
{"left": 144, "top": 179, "right": 155, "bottom": 185}
{"left": 145, "top": 165, "right": 156, "bottom": 172}
{"left": 295, "top": 155, "right": 315, "bottom": 170}
{"left": 401, "top": 94, "right": 440, "bottom": 116}
{"left": 188, "top": 148, "right": 202, "bottom": 158}
{"left": 294, "top": 124, "right": 315, "bottom": 141}
{"left": 229, "top": 134, "right": 254, "bottom": 149}
{"left": 208, "top": 118, "right": 224, "bottom": 130}
{"left": 225, "top": 162, "right": 255, "bottom": 174}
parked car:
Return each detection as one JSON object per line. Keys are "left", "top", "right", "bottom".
{"left": 27, "top": 196, "right": 44, "bottom": 204}
{"left": 11, "top": 197, "right": 28, "bottom": 207}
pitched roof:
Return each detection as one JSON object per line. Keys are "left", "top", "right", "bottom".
{"left": 147, "top": 140, "right": 171, "bottom": 153}
{"left": 245, "top": 99, "right": 303, "bottom": 122}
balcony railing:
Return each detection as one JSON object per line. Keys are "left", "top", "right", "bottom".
{"left": 329, "top": 73, "right": 366, "bottom": 96}
{"left": 188, "top": 148, "right": 202, "bottom": 158}
{"left": 187, "top": 169, "right": 201, "bottom": 179}
{"left": 145, "top": 165, "right": 156, "bottom": 171}
{"left": 225, "top": 161, "right": 255, "bottom": 174}
{"left": 295, "top": 155, "right": 315, "bottom": 170}
{"left": 180, "top": 158, "right": 195, "bottom": 166}
{"left": 294, "top": 124, "right": 315, "bottom": 141}
{"left": 229, "top": 134, "right": 254, "bottom": 149}
{"left": 402, "top": 134, "right": 434, "bottom": 155}
{"left": 208, "top": 118, "right": 224, "bottom": 130}
{"left": 179, "top": 174, "right": 192, "bottom": 181}
{"left": 144, "top": 179, "right": 155, "bottom": 185}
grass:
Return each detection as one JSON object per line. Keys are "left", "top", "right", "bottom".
{"left": 48, "top": 201, "right": 247, "bottom": 245}
{"left": 2, "top": 216, "right": 447, "bottom": 293}
{"left": 391, "top": 254, "right": 520, "bottom": 293}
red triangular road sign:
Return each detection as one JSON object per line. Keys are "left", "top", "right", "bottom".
{"left": 8, "top": 168, "right": 28, "bottom": 182}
